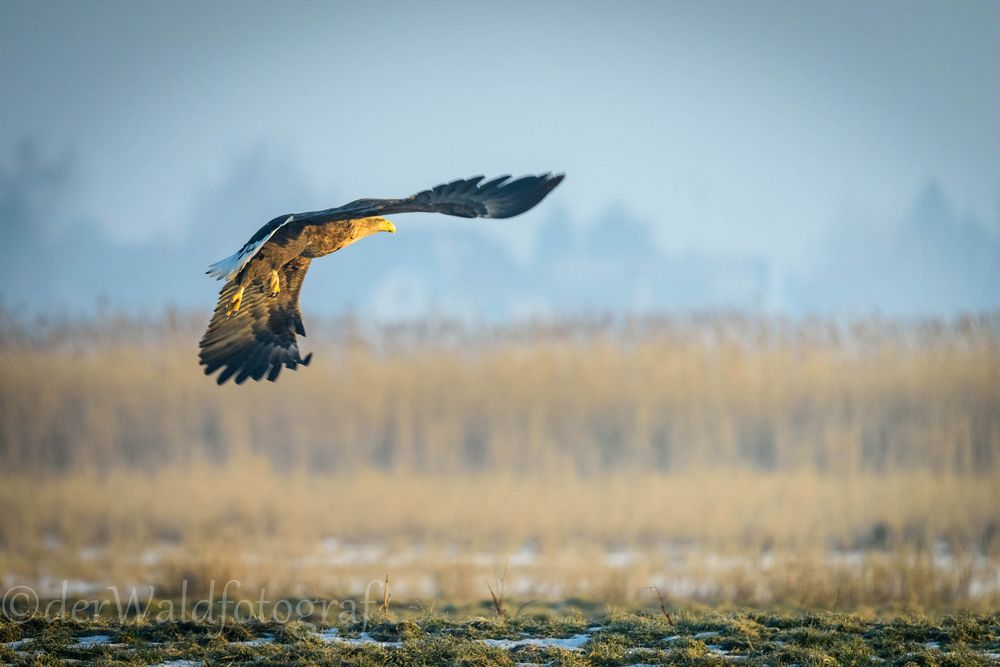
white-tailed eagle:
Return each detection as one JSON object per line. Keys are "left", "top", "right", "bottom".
{"left": 199, "top": 173, "right": 564, "bottom": 384}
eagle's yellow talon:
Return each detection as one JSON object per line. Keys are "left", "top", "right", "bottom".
{"left": 226, "top": 286, "right": 245, "bottom": 317}
{"left": 268, "top": 269, "right": 280, "bottom": 297}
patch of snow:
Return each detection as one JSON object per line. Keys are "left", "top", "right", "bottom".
{"left": 481, "top": 634, "right": 590, "bottom": 651}
{"left": 708, "top": 644, "right": 748, "bottom": 661}
{"left": 925, "top": 641, "right": 941, "bottom": 649}
{"left": 71, "top": 635, "right": 113, "bottom": 647}
{"left": 234, "top": 633, "right": 274, "bottom": 646}
{"left": 648, "top": 575, "right": 718, "bottom": 599}
{"left": 694, "top": 631, "right": 721, "bottom": 639}
{"left": 826, "top": 550, "right": 866, "bottom": 568}
{"left": 316, "top": 628, "right": 402, "bottom": 648}
{"left": 298, "top": 541, "right": 388, "bottom": 567}
{"left": 349, "top": 632, "right": 403, "bottom": 648}
{"left": 606, "top": 549, "right": 633, "bottom": 567}
{"left": 78, "top": 545, "right": 103, "bottom": 561}
{"left": 507, "top": 543, "right": 539, "bottom": 567}
{"left": 969, "top": 578, "right": 1000, "bottom": 596}
{"left": 3, "top": 638, "right": 33, "bottom": 649}
{"left": 148, "top": 661, "right": 203, "bottom": 667}
{"left": 33, "top": 575, "right": 106, "bottom": 597}
{"left": 139, "top": 546, "right": 174, "bottom": 566}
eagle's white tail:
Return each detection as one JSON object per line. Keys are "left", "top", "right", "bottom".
{"left": 206, "top": 252, "right": 244, "bottom": 281}
{"left": 205, "top": 215, "right": 295, "bottom": 282}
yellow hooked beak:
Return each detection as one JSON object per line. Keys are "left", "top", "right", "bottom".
{"left": 381, "top": 219, "right": 396, "bottom": 234}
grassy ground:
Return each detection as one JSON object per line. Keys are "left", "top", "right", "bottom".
{"left": 2, "top": 608, "right": 998, "bottom": 666}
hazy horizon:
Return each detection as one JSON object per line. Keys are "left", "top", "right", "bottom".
{"left": 2, "top": 1, "right": 998, "bottom": 318}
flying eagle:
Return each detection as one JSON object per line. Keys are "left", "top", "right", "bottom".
{"left": 199, "top": 173, "right": 564, "bottom": 384}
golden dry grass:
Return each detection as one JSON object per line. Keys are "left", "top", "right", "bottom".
{"left": 0, "top": 311, "right": 998, "bottom": 610}
{"left": 2, "top": 311, "right": 997, "bottom": 476}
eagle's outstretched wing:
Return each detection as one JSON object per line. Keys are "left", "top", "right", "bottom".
{"left": 297, "top": 173, "right": 565, "bottom": 224}
{"left": 199, "top": 257, "right": 312, "bottom": 384}
{"left": 206, "top": 174, "right": 564, "bottom": 284}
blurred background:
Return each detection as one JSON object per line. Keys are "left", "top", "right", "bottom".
{"left": 1, "top": 1, "right": 998, "bottom": 612}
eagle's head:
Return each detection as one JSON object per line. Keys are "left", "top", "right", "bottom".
{"left": 353, "top": 216, "right": 396, "bottom": 238}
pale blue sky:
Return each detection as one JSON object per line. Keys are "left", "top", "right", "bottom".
{"left": 1, "top": 1, "right": 998, "bottom": 315}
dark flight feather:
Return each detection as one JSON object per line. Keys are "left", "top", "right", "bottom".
{"left": 297, "top": 173, "right": 565, "bottom": 224}
{"left": 199, "top": 258, "right": 312, "bottom": 385}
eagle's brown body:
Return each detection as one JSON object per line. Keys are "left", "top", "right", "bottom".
{"left": 200, "top": 174, "right": 564, "bottom": 384}
{"left": 236, "top": 217, "right": 388, "bottom": 286}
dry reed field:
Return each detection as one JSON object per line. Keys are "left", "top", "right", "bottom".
{"left": 1, "top": 310, "right": 998, "bottom": 612}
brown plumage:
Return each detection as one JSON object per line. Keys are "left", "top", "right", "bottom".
{"left": 199, "top": 173, "right": 564, "bottom": 384}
